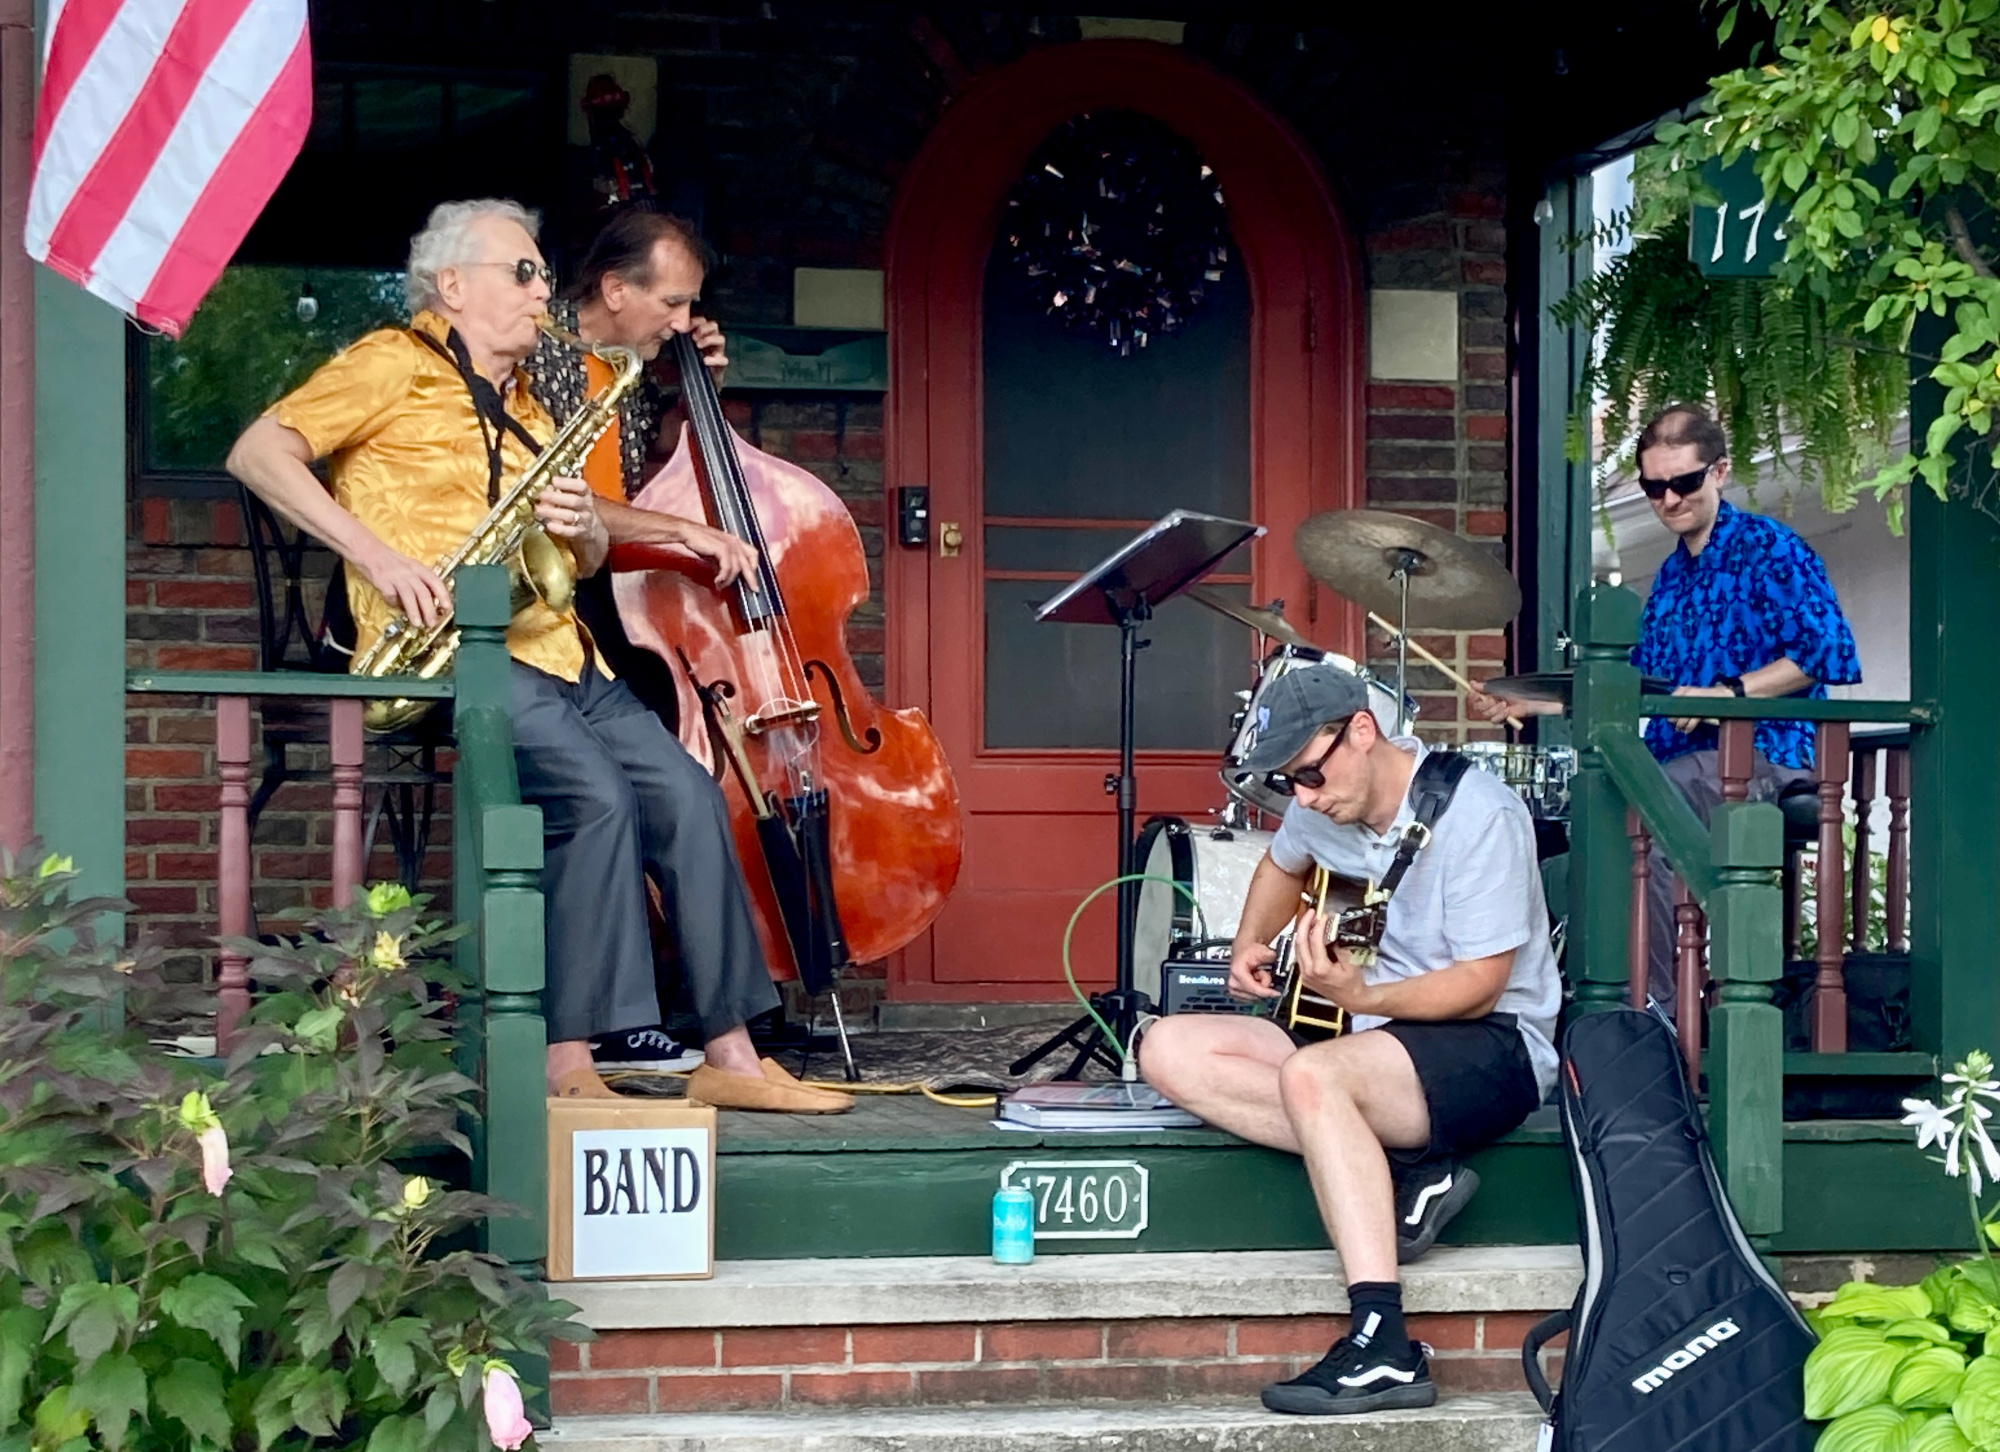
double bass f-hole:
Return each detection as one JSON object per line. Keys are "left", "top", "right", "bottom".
{"left": 804, "top": 659, "right": 882, "bottom": 755}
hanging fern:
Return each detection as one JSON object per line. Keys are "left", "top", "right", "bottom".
{"left": 1554, "top": 215, "right": 1906, "bottom": 516}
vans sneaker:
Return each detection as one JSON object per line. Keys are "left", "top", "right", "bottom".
{"left": 1395, "top": 1161, "right": 1480, "bottom": 1263}
{"left": 1261, "top": 1334, "right": 1435, "bottom": 1416}
{"left": 591, "top": 1028, "right": 705, "bottom": 1073}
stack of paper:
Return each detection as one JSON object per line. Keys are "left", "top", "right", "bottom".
{"left": 998, "top": 1083, "right": 1202, "bottom": 1130}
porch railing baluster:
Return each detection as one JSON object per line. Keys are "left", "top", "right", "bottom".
{"left": 1887, "top": 746, "right": 1911, "bottom": 953}
{"left": 1813, "top": 722, "right": 1851, "bottom": 1052}
{"left": 216, "top": 695, "right": 253, "bottom": 1051}
{"left": 330, "top": 698, "right": 364, "bottom": 911}
{"left": 1718, "top": 721, "right": 1755, "bottom": 803}
{"left": 1675, "top": 880, "right": 1704, "bottom": 1082}
{"left": 1627, "top": 807, "right": 1651, "bottom": 1009}
{"left": 1851, "top": 742, "right": 1876, "bottom": 958}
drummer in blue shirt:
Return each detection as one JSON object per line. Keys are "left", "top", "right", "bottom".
{"left": 1472, "top": 403, "right": 1860, "bottom": 1012}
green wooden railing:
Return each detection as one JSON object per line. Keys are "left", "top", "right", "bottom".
{"left": 127, "top": 565, "right": 549, "bottom": 1286}
{"left": 1566, "top": 584, "right": 1934, "bottom": 1244}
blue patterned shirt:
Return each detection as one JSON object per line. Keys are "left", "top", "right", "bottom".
{"left": 1633, "top": 501, "right": 1861, "bottom": 769}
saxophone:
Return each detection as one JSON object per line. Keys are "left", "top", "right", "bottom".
{"left": 353, "top": 322, "right": 644, "bottom": 731}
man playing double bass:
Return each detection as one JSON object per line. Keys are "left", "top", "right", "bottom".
{"left": 524, "top": 208, "right": 777, "bottom": 1078}
{"left": 227, "top": 197, "right": 850, "bottom": 1114}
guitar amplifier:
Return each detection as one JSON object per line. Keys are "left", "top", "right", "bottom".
{"left": 1159, "top": 959, "right": 1254, "bottom": 1016}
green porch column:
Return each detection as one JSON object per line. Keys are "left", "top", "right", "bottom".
{"left": 1567, "top": 584, "right": 1641, "bottom": 1010}
{"left": 32, "top": 274, "right": 125, "bottom": 907}
{"left": 1705, "top": 801, "right": 1785, "bottom": 1237}
{"left": 1532, "top": 175, "right": 1597, "bottom": 708}
{"left": 1906, "top": 355, "right": 2000, "bottom": 1066}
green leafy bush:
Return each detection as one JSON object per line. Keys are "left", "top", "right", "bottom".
{"left": 1804, "top": 1051, "right": 2000, "bottom": 1450}
{"left": 0, "top": 848, "right": 587, "bottom": 1452}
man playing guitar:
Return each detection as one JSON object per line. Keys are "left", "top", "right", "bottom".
{"left": 1140, "top": 663, "right": 1559, "bottom": 1417}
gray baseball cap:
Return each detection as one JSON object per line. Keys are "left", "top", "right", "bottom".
{"left": 1238, "top": 664, "right": 1375, "bottom": 771}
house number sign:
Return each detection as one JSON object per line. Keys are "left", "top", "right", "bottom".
{"left": 1000, "top": 1160, "right": 1149, "bottom": 1240}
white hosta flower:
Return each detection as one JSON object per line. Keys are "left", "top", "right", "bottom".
{"left": 1905, "top": 1098, "right": 1955, "bottom": 1152}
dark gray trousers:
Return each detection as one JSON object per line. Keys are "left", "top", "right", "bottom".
{"left": 510, "top": 661, "right": 780, "bottom": 1044}
{"left": 1646, "top": 747, "right": 1812, "bottom": 1016}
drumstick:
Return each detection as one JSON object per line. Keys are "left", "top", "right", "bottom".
{"left": 1367, "top": 611, "right": 1525, "bottom": 730}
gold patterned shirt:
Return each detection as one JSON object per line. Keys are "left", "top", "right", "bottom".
{"left": 266, "top": 308, "right": 599, "bottom": 682}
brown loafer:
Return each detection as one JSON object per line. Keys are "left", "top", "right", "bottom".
{"left": 686, "top": 1063, "right": 854, "bottom": 1114}
{"left": 551, "top": 1068, "right": 621, "bottom": 1100}
{"left": 760, "top": 1057, "right": 850, "bottom": 1090}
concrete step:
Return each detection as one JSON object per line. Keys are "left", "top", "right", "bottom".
{"left": 543, "top": 1393, "right": 1546, "bottom": 1452}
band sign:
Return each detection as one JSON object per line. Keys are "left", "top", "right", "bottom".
{"left": 550, "top": 1102, "right": 716, "bottom": 1279}
{"left": 1689, "top": 157, "right": 1789, "bottom": 278}
{"left": 1000, "top": 1160, "right": 1149, "bottom": 1241}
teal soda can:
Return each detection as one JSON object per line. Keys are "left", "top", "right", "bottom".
{"left": 992, "top": 1184, "right": 1035, "bottom": 1264}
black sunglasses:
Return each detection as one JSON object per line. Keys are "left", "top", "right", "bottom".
{"left": 1263, "top": 717, "right": 1356, "bottom": 797}
{"left": 473, "top": 258, "right": 557, "bottom": 289}
{"left": 1638, "top": 462, "right": 1717, "bottom": 501}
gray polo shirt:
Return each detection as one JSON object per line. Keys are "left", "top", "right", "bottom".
{"left": 1269, "top": 737, "right": 1560, "bottom": 1096}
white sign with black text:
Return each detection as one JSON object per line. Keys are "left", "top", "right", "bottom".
{"left": 549, "top": 1102, "right": 716, "bottom": 1281}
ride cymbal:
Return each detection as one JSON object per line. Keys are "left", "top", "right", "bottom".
{"left": 1182, "top": 586, "right": 1316, "bottom": 650}
{"left": 1294, "top": 510, "right": 1522, "bottom": 631}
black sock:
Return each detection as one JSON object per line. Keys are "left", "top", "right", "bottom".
{"left": 1346, "top": 1282, "right": 1411, "bottom": 1359}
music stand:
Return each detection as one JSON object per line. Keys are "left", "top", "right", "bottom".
{"left": 1009, "top": 509, "right": 1264, "bottom": 1081}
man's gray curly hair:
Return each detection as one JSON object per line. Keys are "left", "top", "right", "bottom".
{"left": 404, "top": 199, "right": 541, "bottom": 314}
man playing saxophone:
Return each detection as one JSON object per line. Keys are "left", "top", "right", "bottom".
{"left": 226, "top": 198, "right": 852, "bottom": 1112}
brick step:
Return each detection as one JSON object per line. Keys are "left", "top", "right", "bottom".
{"left": 543, "top": 1393, "right": 1546, "bottom": 1452}
{"left": 551, "top": 1248, "right": 1574, "bottom": 1417}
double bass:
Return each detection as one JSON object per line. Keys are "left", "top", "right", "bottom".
{"left": 602, "top": 332, "right": 963, "bottom": 1008}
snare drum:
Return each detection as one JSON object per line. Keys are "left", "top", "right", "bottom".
{"left": 1130, "top": 817, "right": 1274, "bottom": 1003}
{"left": 1220, "top": 646, "right": 1417, "bottom": 819}
{"left": 1450, "top": 743, "right": 1578, "bottom": 821}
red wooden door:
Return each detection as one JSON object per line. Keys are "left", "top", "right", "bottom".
{"left": 885, "top": 42, "right": 1366, "bottom": 1000}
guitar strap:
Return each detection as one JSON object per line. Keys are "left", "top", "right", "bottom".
{"left": 1375, "top": 750, "right": 1474, "bottom": 903}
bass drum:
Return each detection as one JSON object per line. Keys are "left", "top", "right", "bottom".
{"left": 1130, "top": 817, "right": 1274, "bottom": 1003}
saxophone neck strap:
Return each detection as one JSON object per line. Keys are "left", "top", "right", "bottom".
{"left": 1376, "top": 750, "right": 1472, "bottom": 901}
{"left": 411, "top": 326, "right": 543, "bottom": 502}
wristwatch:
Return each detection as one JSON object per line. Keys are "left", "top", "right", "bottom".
{"left": 1719, "top": 675, "right": 1747, "bottom": 697}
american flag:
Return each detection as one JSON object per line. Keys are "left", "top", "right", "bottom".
{"left": 25, "top": 0, "right": 312, "bottom": 337}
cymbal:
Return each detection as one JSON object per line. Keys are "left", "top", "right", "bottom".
{"left": 1294, "top": 510, "right": 1522, "bottom": 630}
{"left": 1182, "top": 586, "right": 1316, "bottom": 650}
{"left": 1484, "top": 671, "right": 1674, "bottom": 706}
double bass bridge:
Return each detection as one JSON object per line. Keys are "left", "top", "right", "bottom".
{"left": 746, "top": 700, "right": 823, "bottom": 735}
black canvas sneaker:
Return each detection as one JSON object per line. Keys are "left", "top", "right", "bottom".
{"left": 591, "top": 1028, "right": 705, "bottom": 1073}
{"left": 1261, "top": 1326, "right": 1436, "bottom": 1416}
{"left": 1395, "top": 1160, "right": 1480, "bottom": 1263}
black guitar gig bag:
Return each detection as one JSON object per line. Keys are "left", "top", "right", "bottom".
{"left": 1521, "top": 1006, "right": 1816, "bottom": 1451}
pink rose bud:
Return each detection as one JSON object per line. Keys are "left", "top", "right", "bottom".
{"left": 483, "top": 1366, "right": 532, "bottom": 1451}
{"left": 198, "top": 1125, "right": 232, "bottom": 1195}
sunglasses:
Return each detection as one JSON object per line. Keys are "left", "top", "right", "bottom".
{"left": 1638, "top": 463, "right": 1717, "bottom": 501}
{"left": 471, "top": 258, "right": 557, "bottom": 289}
{"left": 1263, "top": 717, "right": 1355, "bottom": 797}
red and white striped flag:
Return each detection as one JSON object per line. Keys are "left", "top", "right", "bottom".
{"left": 26, "top": 0, "right": 312, "bottom": 337}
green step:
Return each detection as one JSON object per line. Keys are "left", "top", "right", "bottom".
{"left": 708, "top": 1099, "right": 1960, "bottom": 1260}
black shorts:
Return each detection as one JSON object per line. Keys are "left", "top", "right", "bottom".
{"left": 1379, "top": 1013, "right": 1541, "bottom": 1163}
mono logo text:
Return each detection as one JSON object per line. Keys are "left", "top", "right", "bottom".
{"left": 1630, "top": 1318, "right": 1741, "bottom": 1393}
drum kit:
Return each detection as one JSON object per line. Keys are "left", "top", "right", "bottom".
{"left": 1133, "top": 508, "right": 1578, "bottom": 997}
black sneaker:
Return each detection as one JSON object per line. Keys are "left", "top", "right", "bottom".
{"left": 1395, "top": 1161, "right": 1480, "bottom": 1263}
{"left": 1261, "top": 1334, "right": 1435, "bottom": 1415}
{"left": 591, "top": 1028, "right": 705, "bottom": 1073}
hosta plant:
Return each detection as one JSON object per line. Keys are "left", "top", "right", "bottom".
{"left": 1804, "top": 1050, "right": 2000, "bottom": 1450}
{"left": 0, "top": 847, "right": 588, "bottom": 1452}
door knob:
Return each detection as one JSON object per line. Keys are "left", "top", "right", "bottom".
{"left": 939, "top": 522, "right": 964, "bottom": 558}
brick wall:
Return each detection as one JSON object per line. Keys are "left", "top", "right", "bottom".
{"left": 1359, "top": 181, "right": 1511, "bottom": 744}
{"left": 551, "top": 1312, "right": 1565, "bottom": 1414}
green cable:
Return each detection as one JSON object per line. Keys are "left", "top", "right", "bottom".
{"left": 1059, "top": 873, "right": 1200, "bottom": 1070}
